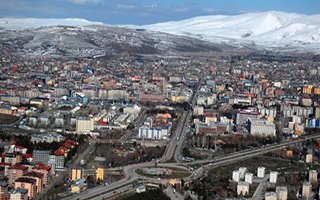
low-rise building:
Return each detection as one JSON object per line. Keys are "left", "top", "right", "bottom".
{"left": 71, "top": 179, "right": 87, "bottom": 193}
{"left": 248, "top": 118, "right": 276, "bottom": 137}
{"left": 237, "top": 182, "right": 249, "bottom": 196}
{"left": 265, "top": 192, "right": 277, "bottom": 200}
{"left": 276, "top": 186, "right": 288, "bottom": 200}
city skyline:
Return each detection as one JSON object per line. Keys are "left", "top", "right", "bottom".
{"left": 0, "top": 0, "right": 319, "bottom": 25}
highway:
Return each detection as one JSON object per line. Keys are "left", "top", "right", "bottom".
{"left": 189, "top": 133, "right": 320, "bottom": 166}
{"left": 62, "top": 177, "right": 138, "bottom": 200}
{"left": 188, "top": 133, "right": 320, "bottom": 181}
{"left": 160, "top": 110, "right": 189, "bottom": 162}
{"left": 173, "top": 111, "right": 191, "bottom": 162}
{"left": 169, "top": 78, "right": 203, "bottom": 163}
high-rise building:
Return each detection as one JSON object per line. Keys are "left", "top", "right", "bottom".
{"left": 7, "top": 188, "right": 28, "bottom": 200}
{"left": 232, "top": 170, "right": 240, "bottom": 182}
{"left": 7, "top": 166, "right": 29, "bottom": 185}
{"left": 71, "top": 169, "right": 82, "bottom": 181}
{"left": 14, "top": 178, "right": 37, "bottom": 199}
{"left": 95, "top": 168, "right": 104, "bottom": 181}
{"left": 302, "top": 182, "right": 312, "bottom": 199}
{"left": 257, "top": 167, "right": 265, "bottom": 178}
{"left": 244, "top": 173, "right": 253, "bottom": 184}
{"left": 270, "top": 171, "right": 278, "bottom": 184}
{"left": 309, "top": 170, "right": 318, "bottom": 184}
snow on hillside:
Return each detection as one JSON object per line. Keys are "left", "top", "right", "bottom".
{"left": 0, "top": 11, "right": 319, "bottom": 52}
{"left": 0, "top": 18, "right": 104, "bottom": 30}
{"left": 142, "top": 11, "right": 320, "bottom": 51}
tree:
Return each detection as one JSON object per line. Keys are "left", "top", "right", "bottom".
{"left": 181, "top": 178, "right": 185, "bottom": 188}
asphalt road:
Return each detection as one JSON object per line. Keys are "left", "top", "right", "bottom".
{"left": 173, "top": 111, "right": 192, "bottom": 162}
{"left": 160, "top": 111, "right": 189, "bottom": 162}
{"left": 164, "top": 185, "right": 184, "bottom": 200}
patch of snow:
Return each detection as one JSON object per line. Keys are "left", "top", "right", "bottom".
{"left": 0, "top": 17, "right": 104, "bottom": 30}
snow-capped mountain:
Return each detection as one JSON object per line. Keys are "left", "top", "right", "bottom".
{"left": 0, "top": 20, "right": 222, "bottom": 58}
{"left": 0, "top": 17, "right": 104, "bottom": 30}
{"left": 142, "top": 11, "right": 320, "bottom": 52}
{"left": 0, "top": 11, "right": 319, "bottom": 55}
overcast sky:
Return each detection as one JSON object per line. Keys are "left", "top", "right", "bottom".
{"left": 1, "top": 0, "right": 319, "bottom": 25}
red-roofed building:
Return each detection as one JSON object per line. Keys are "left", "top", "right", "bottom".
{"left": 0, "top": 162, "right": 12, "bottom": 177}
{"left": 14, "top": 146, "right": 27, "bottom": 154}
{"left": 65, "top": 139, "right": 76, "bottom": 144}
{"left": 14, "top": 177, "right": 37, "bottom": 199}
{"left": 63, "top": 143, "right": 73, "bottom": 149}
{"left": 33, "top": 164, "right": 51, "bottom": 185}
{"left": 8, "top": 165, "right": 29, "bottom": 185}
{"left": 97, "top": 119, "right": 108, "bottom": 125}
{"left": 23, "top": 171, "right": 44, "bottom": 193}
{"left": 54, "top": 150, "right": 64, "bottom": 157}
{"left": 58, "top": 147, "right": 69, "bottom": 157}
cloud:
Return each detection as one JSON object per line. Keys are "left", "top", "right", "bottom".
{"left": 0, "top": 0, "right": 65, "bottom": 15}
{"left": 143, "top": 4, "right": 159, "bottom": 9}
{"left": 203, "top": 8, "right": 216, "bottom": 14}
{"left": 116, "top": 4, "right": 136, "bottom": 10}
{"left": 69, "top": 0, "right": 100, "bottom": 5}
{"left": 173, "top": 7, "right": 190, "bottom": 13}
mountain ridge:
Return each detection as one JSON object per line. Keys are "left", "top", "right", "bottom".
{"left": 0, "top": 11, "right": 319, "bottom": 53}
{"left": 142, "top": 11, "right": 320, "bottom": 52}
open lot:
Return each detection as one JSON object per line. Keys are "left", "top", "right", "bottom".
{"left": 87, "top": 143, "right": 166, "bottom": 167}
{"left": 136, "top": 166, "right": 191, "bottom": 179}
